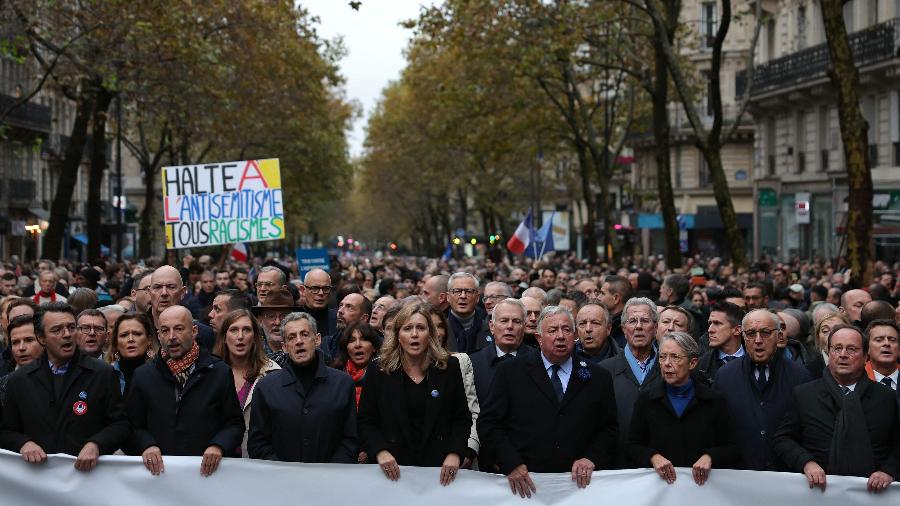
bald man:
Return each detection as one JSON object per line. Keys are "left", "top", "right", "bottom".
{"left": 147, "top": 265, "right": 216, "bottom": 352}
{"left": 299, "top": 269, "right": 337, "bottom": 338}
{"left": 841, "top": 289, "right": 872, "bottom": 326}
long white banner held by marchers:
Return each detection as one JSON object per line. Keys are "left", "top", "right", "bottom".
{"left": 0, "top": 450, "right": 895, "bottom": 505}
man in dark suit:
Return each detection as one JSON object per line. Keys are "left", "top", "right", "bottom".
{"left": 478, "top": 306, "right": 618, "bottom": 498}
{"left": 446, "top": 272, "right": 490, "bottom": 353}
{"left": 773, "top": 324, "right": 900, "bottom": 494}
{"left": 126, "top": 305, "right": 244, "bottom": 477}
{"left": 864, "top": 319, "right": 899, "bottom": 417}
{"left": 714, "top": 309, "right": 811, "bottom": 470}
{"left": 0, "top": 302, "right": 130, "bottom": 471}
{"left": 600, "top": 297, "right": 661, "bottom": 449}
{"left": 469, "top": 298, "right": 537, "bottom": 404}
{"left": 697, "top": 302, "right": 745, "bottom": 384}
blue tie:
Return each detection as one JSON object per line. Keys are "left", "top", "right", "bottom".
{"left": 840, "top": 386, "right": 851, "bottom": 396}
{"left": 755, "top": 364, "right": 767, "bottom": 392}
{"left": 550, "top": 364, "right": 564, "bottom": 402}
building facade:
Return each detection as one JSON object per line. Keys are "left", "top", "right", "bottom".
{"left": 748, "top": 0, "right": 900, "bottom": 261}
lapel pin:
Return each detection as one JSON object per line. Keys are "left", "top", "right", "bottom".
{"left": 78, "top": 391, "right": 88, "bottom": 400}
{"left": 431, "top": 389, "right": 440, "bottom": 398}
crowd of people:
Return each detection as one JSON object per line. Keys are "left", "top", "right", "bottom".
{"left": 0, "top": 251, "right": 898, "bottom": 497}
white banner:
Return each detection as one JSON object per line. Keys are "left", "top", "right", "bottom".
{"left": 0, "top": 450, "right": 895, "bottom": 505}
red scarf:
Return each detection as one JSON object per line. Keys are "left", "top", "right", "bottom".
{"left": 344, "top": 360, "right": 366, "bottom": 410}
{"left": 32, "top": 291, "right": 57, "bottom": 304}
{"left": 165, "top": 341, "right": 200, "bottom": 385}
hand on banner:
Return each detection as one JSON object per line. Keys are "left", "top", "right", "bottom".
{"left": 142, "top": 446, "right": 165, "bottom": 476}
{"left": 692, "top": 454, "right": 712, "bottom": 486}
{"left": 440, "top": 453, "right": 461, "bottom": 486}
{"left": 651, "top": 454, "right": 676, "bottom": 484}
{"left": 507, "top": 464, "right": 536, "bottom": 498}
{"left": 867, "top": 471, "right": 893, "bottom": 494}
{"left": 376, "top": 450, "right": 400, "bottom": 481}
{"left": 803, "top": 461, "right": 826, "bottom": 491}
{"left": 74, "top": 442, "right": 99, "bottom": 472}
{"left": 200, "top": 445, "right": 223, "bottom": 476}
{"left": 19, "top": 441, "right": 47, "bottom": 465}
{"left": 571, "top": 458, "right": 595, "bottom": 488}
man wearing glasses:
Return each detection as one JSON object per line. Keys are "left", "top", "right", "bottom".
{"left": 714, "top": 308, "right": 810, "bottom": 470}
{"left": 254, "top": 266, "right": 286, "bottom": 306}
{"left": 446, "top": 272, "right": 489, "bottom": 353}
{"left": 774, "top": 324, "right": 899, "bottom": 494}
{"left": 299, "top": 269, "right": 337, "bottom": 339}
{"left": 0, "top": 302, "right": 129, "bottom": 472}
{"left": 75, "top": 309, "right": 108, "bottom": 359}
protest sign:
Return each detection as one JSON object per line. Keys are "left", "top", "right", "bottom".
{"left": 161, "top": 159, "right": 285, "bottom": 249}
{"left": 296, "top": 248, "right": 330, "bottom": 277}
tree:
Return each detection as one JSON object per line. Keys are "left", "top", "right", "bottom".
{"left": 820, "top": 0, "right": 873, "bottom": 286}
{"left": 641, "top": 0, "right": 761, "bottom": 268}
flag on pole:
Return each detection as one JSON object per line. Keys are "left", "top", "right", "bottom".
{"left": 440, "top": 243, "right": 453, "bottom": 261}
{"left": 231, "top": 242, "right": 249, "bottom": 262}
{"left": 536, "top": 212, "right": 556, "bottom": 257}
{"left": 506, "top": 210, "right": 533, "bottom": 255}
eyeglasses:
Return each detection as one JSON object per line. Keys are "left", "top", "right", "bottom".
{"left": 47, "top": 323, "right": 77, "bottom": 336}
{"left": 150, "top": 283, "right": 181, "bottom": 293}
{"left": 305, "top": 285, "right": 332, "bottom": 294}
{"left": 77, "top": 325, "right": 107, "bottom": 335}
{"left": 743, "top": 328, "right": 776, "bottom": 340}
{"left": 255, "top": 281, "right": 278, "bottom": 289}
{"left": 261, "top": 311, "right": 287, "bottom": 321}
{"left": 658, "top": 353, "right": 686, "bottom": 364}
{"left": 449, "top": 288, "right": 478, "bottom": 296}
{"left": 483, "top": 294, "right": 507, "bottom": 302}
{"left": 829, "top": 345, "right": 862, "bottom": 356}
{"left": 625, "top": 318, "right": 654, "bottom": 327}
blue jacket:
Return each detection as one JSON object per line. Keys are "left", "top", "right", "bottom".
{"left": 713, "top": 353, "right": 811, "bottom": 470}
{"left": 247, "top": 353, "right": 357, "bottom": 463}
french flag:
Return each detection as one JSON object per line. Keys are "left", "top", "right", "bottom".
{"left": 231, "top": 242, "right": 249, "bottom": 262}
{"left": 506, "top": 210, "right": 533, "bottom": 255}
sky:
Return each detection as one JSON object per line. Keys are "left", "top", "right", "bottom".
{"left": 302, "top": 0, "right": 438, "bottom": 158}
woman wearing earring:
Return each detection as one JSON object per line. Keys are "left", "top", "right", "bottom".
{"left": 106, "top": 313, "right": 157, "bottom": 397}
{"left": 358, "top": 301, "right": 471, "bottom": 485}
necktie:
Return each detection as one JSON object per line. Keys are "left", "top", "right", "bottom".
{"left": 722, "top": 355, "right": 738, "bottom": 364}
{"left": 550, "top": 364, "right": 564, "bottom": 402}
{"left": 881, "top": 377, "right": 894, "bottom": 390}
{"left": 493, "top": 354, "right": 512, "bottom": 366}
{"left": 840, "top": 386, "right": 851, "bottom": 396}
{"left": 755, "top": 364, "right": 768, "bottom": 392}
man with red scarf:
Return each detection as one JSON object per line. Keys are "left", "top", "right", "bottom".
{"left": 32, "top": 271, "right": 66, "bottom": 306}
{"left": 125, "top": 305, "right": 243, "bottom": 476}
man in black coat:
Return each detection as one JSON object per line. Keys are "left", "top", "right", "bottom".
{"left": 469, "top": 298, "right": 537, "bottom": 405}
{"left": 478, "top": 306, "right": 618, "bottom": 498}
{"left": 715, "top": 309, "right": 811, "bottom": 470}
{"left": 446, "top": 273, "right": 490, "bottom": 353}
{"left": 0, "top": 302, "right": 129, "bottom": 472}
{"left": 574, "top": 303, "right": 621, "bottom": 364}
{"left": 773, "top": 324, "right": 900, "bottom": 494}
{"left": 248, "top": 312, "right": 357, "bottom": 463}
{"left": 697, "top": 302, "right": 745, "bottom": 384}
{"left": 600, "top": 297, "right": 661, "bottom": 450}
{"left": 126, "top": 305, "right": 244, "bottom": 477}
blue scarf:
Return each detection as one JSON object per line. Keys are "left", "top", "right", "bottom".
{"left": 666, "top": 378, "right": 695, "bottom": 418}
{"left": 624, "top": 344, "right": 656, "bottom": 384}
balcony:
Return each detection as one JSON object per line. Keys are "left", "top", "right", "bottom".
{"left": 0, "top": 94, "right": 51, "bottom": 133}
{"left": 742, "top": 17, "right": 900, "bottom": 97}
{"left": 0, "top": 178, "right": 37, "bottom": 207}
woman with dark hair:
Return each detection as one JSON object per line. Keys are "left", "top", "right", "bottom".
{"left": 330, "top": 321, "right": 381, "bottom": 409}
{"left": 358, "top": 301, "right": 471, "bottom": 485}
{"left": 106, "top": 312, "right": 157, "bottom": 396}
{"left": 214, "top": 309, "right": 280, "bottom": 457}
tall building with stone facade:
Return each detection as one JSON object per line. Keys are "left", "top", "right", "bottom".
{"left": 748, "top": 0, "right": 900, "bottom": 261}
{"left": 631, "top": 0, "right": 756, "bottom": 259}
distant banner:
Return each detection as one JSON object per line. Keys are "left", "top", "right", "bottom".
{"left": 0, "top": 450, "right": 895, "bottom": 505}
{"left": 296, "top": 248, "right": 330, "bottom": 278}
{"left": 161, "top": 159, "right": 285, "bottom": 249}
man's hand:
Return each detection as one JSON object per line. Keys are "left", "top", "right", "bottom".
{"left": 803, "top": 461, "right": 826, "bottom": 491}
{"left": 376, "top": 450, "right": 400, "bottom": 481}
{"left": 507, "top": 464, "right": 537, "bottom": 498}
{"left": 74, "top": 442, "right": 100, "bottom": 472}
{"left": 142, "top": 446, "right": 165, "bottom": 476}
{"left": 651, "top": 453, "right": 676, "bottom": 484}
{"left": 867, "top": 471, "right": 893, "bottom": 494}
{"left": 692, "top": 454, "right": 712, "bottom": 486}
{"left": 200, "top": 445, "right": 223, "bottom": 476}
{"left": 571, "top": 458, "right": 595, "bottom": 488}
{"left": 19, "top": 441, "right": 47, "bottom": 465}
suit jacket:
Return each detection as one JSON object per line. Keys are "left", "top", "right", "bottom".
{"left": 714, "top": 353, "right": 811, "bottom": 470}
{"left": 599, "top": 351, "right": 661, "bottom": 445}
{"left": 0, "top": 350, "right": 130, "bottom": 456}
{"left": 627, "top": 379, "right": 740, "bottom": 468}
{"left": 477, "top": 352, "right": 618, "bottom": 474}
{"left": 126, "top": 350, "right": 244, "bottom": 456}
{"left": 469, "top": 343, "right": 537, "bottom": 404}
{"left": 247, "top": 353, "right": 357, "bottom": 463}
{"left": 358, "top": 355, "right": 471, "bottom": 467}
{"left": 773, "top": 375, "right": 900, "bottom": 478}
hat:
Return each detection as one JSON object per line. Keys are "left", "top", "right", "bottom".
{"left": 251, "top": 288, "right": 296, "bottom": 315}
{"left": 788, "top": 284, "right": 804, "bottom": 293}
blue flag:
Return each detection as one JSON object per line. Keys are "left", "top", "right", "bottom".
{"left": 535, "top": 213, "right": 555, "bottom": 257}
{"left": 440, "top": 243, "right": 453, "bottom": 261}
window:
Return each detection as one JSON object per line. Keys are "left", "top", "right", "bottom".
{"left": 699, "top": 150, "right": 711, "bottom": 186}
{"left": 818, "top": 106, "right": 829, "bottom": 171}
{"left": 866, "top": 0, "right": 878, "bottom": 28}
{"left": 766, "top": 18, "right": 776, "bottom": 61}
{"left": 843, "top": 1, "right": 855, "bottom": 32}
{"left": 700, "top": 2, "right": 718, "bottom": 49}
{"left": 701, "top": 70, "right": 714, "bottom": 117}
{"left": 766, "top": 117, "right": 777, "bottom": 176}
{"left": 797, "top": 5, "right": 807, "bottom": 50}
{"left": 796, "top": 111, "right": 806, "bottom": 173}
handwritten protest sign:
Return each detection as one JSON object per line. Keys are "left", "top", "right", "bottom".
{"left": 161, "top": 159, "right": 285, "bottom": 249}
